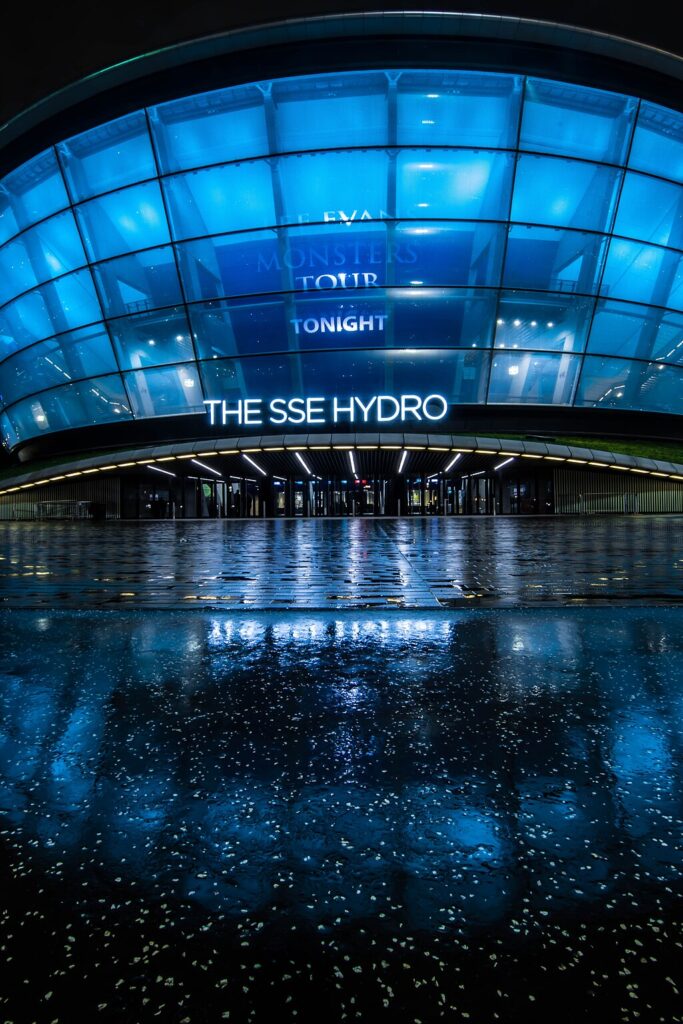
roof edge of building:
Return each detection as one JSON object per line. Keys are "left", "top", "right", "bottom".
{"left": 2, "top": 11, "right": 682, "bottom": 158}
{"left": 2, "top": 434, "right": 683, "bottom": 496}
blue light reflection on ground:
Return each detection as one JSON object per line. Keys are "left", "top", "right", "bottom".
{"left": 0, "top": 608, "right": 682, "bottom": 1021}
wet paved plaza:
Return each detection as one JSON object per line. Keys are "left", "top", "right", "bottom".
{"left": 0, "top": 518, "right": 682, "bottom": 1022}
{"left": 2, "top": 515, "right": 683, "bottom": 608}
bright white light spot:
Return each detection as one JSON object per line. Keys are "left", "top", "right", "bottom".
{"left": 508, "top": 365, "right": 519, "bottom": 376}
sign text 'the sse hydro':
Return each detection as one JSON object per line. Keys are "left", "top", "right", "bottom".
{"left": 203, "top": 394, "right": 450, "bottom": 427}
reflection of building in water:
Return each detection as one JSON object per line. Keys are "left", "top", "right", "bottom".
{"left": 0, "top": 608, "right": 681, "bottom": 928}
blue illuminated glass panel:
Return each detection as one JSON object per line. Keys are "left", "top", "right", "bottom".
{"left": 601, "top": 240, "right": 683, "bottom": 310}
{"left": 503, "top": 226, "right": 607, "bottom": 294}
{"left": 0, "top": 210, "right": 86, "bottom": 307}
{"left": 273, "top": 72, "right": 388, "bottom": 151}
{"left": 0, "top": 270, "right": 102, "bottom": 360}
{"left": 587, "top": 300, "right": 683, "bottom": 364}
{"left": 278, "top": 151, "right": 388, "bottom": 226}
{"left": 0, "top": 325, "right": 118, "bottom": 407}
{"left": 58, "top": 111, "right": 156, "bottom": 201}
{"left": 397, "top": 151, "right": 514, "bottom": 221}
{"left": 576, "top": 355, "right": 683, "bottom": 414}
{"left": 520, "top": 79, "right": 637, "bottom": 163}
{"left": 4, "top": 375, "right": 131, "bottom": 438}
{"left": 109, "top": 307, "right": 194, "bottom": 370}
{"left": 190, "top": 298, "right": 287, "bottom": 359}
{"left": 392, "top": 288, "right": 496, "bottom": 348}
{"left": 613, "top": 172, "right": 683, "bottom": 247}
{"left": 0, "top": 149, "right": 69, "bottom": 246}
{"left": 176, "top": 229, "right": 280, "bottom": 302}
{"left": 149, "top": 84, "right": 269, "bottom": 173}
{"left": 494, "top": 292, "right": 594, "bottom": 352}
{"left": 488, "top": 351, "right": 579, "bottom": 404}
{"left": 200, "top": 348, "right": 490, "bottom": 405}
{"left": 124, "top": 363, "right": 204, "bottom": 417}
{"left": 396, "top": 71, "right": 522, "bottom": 148}
{"left": 393, "top": 222, "right": 505, "bottom": 288}
{"left": 93, "top": 246, "right": 182, "bottom": 318}
{"left": 162, "top": 161, "right": 275, "bottom": 239}
{"left": 511, "top": 155, "right": 621, "bottom": 232}
{"left": 0, "top": 412, "right": 18, "bottom": 449}
{"left": 629, "top": 101, "right": 683, "bottom": 185}
{"left": 76, "top": 181, "right": 170, "bottom": 262}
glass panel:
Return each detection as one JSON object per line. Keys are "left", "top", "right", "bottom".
{"left": 278, "top": 150, "right": 388, "bottom": 226}
{"left": 520, "top": 79, "right": 637, "bottom": 163}
{"left": 629, "top": 101, "right": 683, "bottom": 185}
{"left": 191, "top": 297, "right": 287, "bottom": 359}
{"left": 0, "top": 325, "right": 118, "bottom": 407}
{"left": 178, "top": 220, "right": 505, "bottom": 303}
{"left": 396, "top": 150, "right": 514, "bottom": 220}
{"left": 58, "top": 111, "right": 156, "bottom": 201}
{"left": 0, "top": 149, "right": 70, "bottom": 246}
{"left": 93, "top": 245, "right": 182, "bottom": 317}
{"left": 511, "top": 155, "right": 621, "bottom": 232}
{"left": 191, "top": 287, "right": 498, "bottom": 358}
{"left": 4, "top": 375, "right": 131, "bottom": 439}
{"left": 0, "top": 412, "right": 19, "bottom": 449}
{"left": 162, "top": 161, "right": 275, "bottom": 239}
{"left": 394, "top": 222, "right": 505, "bottom": 287}
{"left": 177, "top": 228, "right": 280, "bottom": 301}
{"left": 0, "top": 270, "right": 103, "bottom": 360}
{"left": 494, "top": 291, "right": 594, "bottom": 352}
{"left": 613, "top": 172, "right": 683, "bottom": 247}
{"left": 125, "top": 363, "right": 204, "bottom": 417}
{"left": 576, "top": 354, "right": 683, "bottom": 414}
{"left": 396, "top": 71, "right": 522, "bottom": 148}
{"left": 149, "top": 84, "right": 269, "bottom": 173}
{"left": 200, "top": 348, "right": 490, "bottom": 407}
{"left": 109, "top": 307, "right": 194, "bottom": 369}
{"left": 587, "top": 300, "right": 683, "bottom": 364}
{"left": 487, "top": 350, "right": 579, "bottom": 404}
{"left": 75, "top": 181, "right": 170, "bottom": 261}
{"left": 391, "top": 287, "right": 496, "bottom": 349}
{"left": 503, "top": 225, "right": 607, "bottom": 294}
{"left": 0, "top": 210, "right": 86, "bottom": 307}
{"left": 601, "top": 239, "right": 683, "bottom": 309}
{"left": 273, "top": 72, "right": 388, "bottom": 150}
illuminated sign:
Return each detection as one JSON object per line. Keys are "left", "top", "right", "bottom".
{"left": 204, "top": 394, "right": 449, "bottom": 427}
{"left": 290, "top": 314, "right": 387, "bottom": 334}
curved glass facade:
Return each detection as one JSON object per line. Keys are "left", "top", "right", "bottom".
{"left": 0, "top": 69, "right": 682, "bottom": 448}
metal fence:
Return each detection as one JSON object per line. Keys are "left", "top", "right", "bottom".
{"left": 555, "top": 469, "right": 683, "bottom": 514}
{"left": 0, "top": 478, "right": 121, "bottom": 520}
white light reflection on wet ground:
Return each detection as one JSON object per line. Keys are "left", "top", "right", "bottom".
{"left": 2, "top": 516, "right": 683, "bottom": 607}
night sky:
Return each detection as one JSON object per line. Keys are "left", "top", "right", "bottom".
{"left": 1, "top": 1, "right": 680, "bottom": 127}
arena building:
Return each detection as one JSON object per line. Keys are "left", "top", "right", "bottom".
{"left": 1, "top": 11, "right": 682, "bottom": 517}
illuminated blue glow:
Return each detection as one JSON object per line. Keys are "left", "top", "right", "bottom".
{"left": 0, "top": 68, "right": 682, "bottom": 447}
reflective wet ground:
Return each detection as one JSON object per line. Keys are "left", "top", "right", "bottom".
{"left": 2, "top": 515, "right": 683, "bottom": 607}
{"left": 1, "top": 607, "right": 682, "bottom": 1022}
